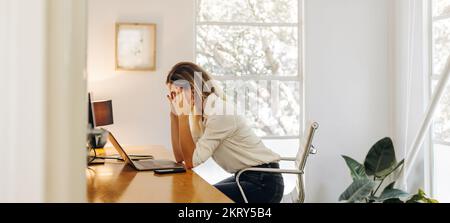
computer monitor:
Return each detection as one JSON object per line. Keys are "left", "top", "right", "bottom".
{"left": 88, "top": 92, "right": 110, "bottom": 149}
{"left": 88, "top": 92, "right": 98, "bottom": 149}
{"left": 88, "top": 92, "right": 96, "bottom": 129}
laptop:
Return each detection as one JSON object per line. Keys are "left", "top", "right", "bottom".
{"left": 108, "top": 132, "right": 185, "bottom": 171}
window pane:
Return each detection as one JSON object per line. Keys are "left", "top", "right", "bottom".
{"left": 431, "top": 79, "right": 438, "bottom": 96}
{"left": 217, "top": 80, "right": 300, "bottom": 137}
{"left": 432, "top": 0, "right": 450, "bottom": 204}
{"left": 197, "top": 25, "right": 298, "bottom": 76}
{"left": 433, "top": 0, "right": 450, "bottom": 17}
{"left": 433, "top": 83, "right": 450, "bottom": 142}
{"left": 433, "top": 19, "right": 450, "bottom": 75}
{"left": 197, "top": 0, "right": 298, "bottom": 23}
{"left": 432, "top": 143, "right": 450, "bottom": 202}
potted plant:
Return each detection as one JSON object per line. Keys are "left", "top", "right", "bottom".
{"left": 339, "top": 137, "right": 438, "bottom": 203}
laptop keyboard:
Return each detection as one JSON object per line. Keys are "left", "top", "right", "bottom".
{"left": 134, "top": 159, "right": 184, "bottom": 170}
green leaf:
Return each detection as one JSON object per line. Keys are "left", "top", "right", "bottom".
{"left": 342, "top": 156, "right": 367, "bottom": 180}
{"left": 339, "top": 179, "right": 376, "bottom": 203}
{"left": 377, "top": 161, "right": 404, "bottom": 192}
{"left": 385, "top": 181, "right": 396, "bottom": 190}
{"left": 364, "top": 137, "right": 397, "bottom": 178}
{"left": 418, "top": 189, "right": 426, "bottom": 197}
{"left": 395, "top": 159, "right": 405, "bottom": 171}
{"left": 379, "top": 188, "right": 409, "bottom": 201}
{"left": 425, "top": 198, "right": 439, "bottom": 203}
{"left": 406, "top": 194, "right": 421, "bottom": 203}
{"left": 407, "top": 189, "right": 439, "bottom": 203}
{"left": 384, "top": 160, "right": 405, "bottom": 179}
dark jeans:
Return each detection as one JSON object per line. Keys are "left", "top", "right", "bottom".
{"left": 214, "top": 163, "right": 284, "bottom": 203}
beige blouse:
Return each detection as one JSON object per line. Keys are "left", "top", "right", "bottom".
{"left": 192, "top": 94, "right": 281, "bottom": 173}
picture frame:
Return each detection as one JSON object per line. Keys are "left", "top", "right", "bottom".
{"left": 115, "top": 23, "right": 157, "bottom": 71}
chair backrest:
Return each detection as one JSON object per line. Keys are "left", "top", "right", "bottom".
{"left": 296, "top": 122, "right": 319, "bottom": 172}
{"left": 283, "top": 122, "right": 319, "bottom": 203}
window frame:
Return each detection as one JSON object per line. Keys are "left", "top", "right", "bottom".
{"left": 425, "top": 0, "right": 434, "bottom": 199}
{"left": 427, "top": 0, "right": 450, "bottom": 199}
{"left": 193, "top": 0, "right": 305, "bottom": 140}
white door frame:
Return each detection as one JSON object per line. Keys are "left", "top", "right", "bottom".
{"left": 45, "top": 0, "right": 88, "bottom": 203}
{"left": 0, "top": 0, "right": 87, "bottom": 202}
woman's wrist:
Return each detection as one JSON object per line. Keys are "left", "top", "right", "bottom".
{"left": 170, "top": 111, "right": 187, "bottom": 117}
{"left": 177, "top": 115, "right": 190, "bottom": 122}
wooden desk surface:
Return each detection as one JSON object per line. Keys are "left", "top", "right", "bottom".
{"left": 87, "top": 146, "right": 233, "bottom": 203}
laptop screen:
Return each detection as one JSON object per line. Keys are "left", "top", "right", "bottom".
{"left": 108, "top": 132, "right": 134, "bottom": 166}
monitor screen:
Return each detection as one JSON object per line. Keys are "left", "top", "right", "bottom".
{"left": 88, "top": 92, "right": 96, "bottom": 129}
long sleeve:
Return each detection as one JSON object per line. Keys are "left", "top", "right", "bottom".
{"left": 192, "top": 115, "right": 236, "bottom": 167}
{"left": 191, "top": 94, "right": 281, "bottom": 173}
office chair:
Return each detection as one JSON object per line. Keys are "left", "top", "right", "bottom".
{"left": 236, "top": 122, "right": 319, "bottom": 203}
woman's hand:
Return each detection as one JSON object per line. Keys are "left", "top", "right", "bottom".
{"left": 167, "top": 84, "right": 192, "bottom": 116}
{"left": 166, "top": 83, "right": 197, "bottom": 169}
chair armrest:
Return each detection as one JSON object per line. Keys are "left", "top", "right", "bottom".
{"left": 280, "top": 157, "right": 297, "bottom": 162}
{"left": 237, "top": 168, "right": 303, "bottom": 176}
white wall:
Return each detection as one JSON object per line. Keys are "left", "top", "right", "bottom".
{"left": 303, "top": 0, "right": 393, "bottom": 202}
{"left": 88, "top": 0, "right": 195, "bottom": 149}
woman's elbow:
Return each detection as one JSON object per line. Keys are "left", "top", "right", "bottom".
{"left": 184, "top": 161, "right": 195, "bottom": 170}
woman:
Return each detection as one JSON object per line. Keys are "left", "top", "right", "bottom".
{"left": 166, "top": 62, "right": 284, "bottom": 203}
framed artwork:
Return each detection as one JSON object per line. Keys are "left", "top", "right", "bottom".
{"left": 115, "top": 23, "right": 157, "bottom": 71}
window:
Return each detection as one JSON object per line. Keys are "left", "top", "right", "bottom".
{"left": 195, "top": 0, "right": 302, "bottom": 138}
{"left": 430, "top": 0, "right": 450, "bottom": 202}
{"left": 193, "top": 0, "right": 302, "bottom": 192}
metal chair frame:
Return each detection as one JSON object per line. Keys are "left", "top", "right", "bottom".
{"left": 236, "top": 122, "right": 319, "bottom": 203}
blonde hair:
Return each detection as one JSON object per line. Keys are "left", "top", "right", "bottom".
{"left": 166, "top": 62, "right": 218, "bottom": 103}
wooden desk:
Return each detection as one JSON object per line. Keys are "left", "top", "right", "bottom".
{"left": 87, "top": 146, "right": 233, "bottom": 203}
